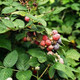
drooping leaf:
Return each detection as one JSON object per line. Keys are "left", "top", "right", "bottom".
{"left": 49, "top": 65, "right": 55, "bottom": 79}
{"left": 0, "top": 22, "right": 9, "bottom": 34}
{"left": 3, "top": 50, "right": 18, "bottom": 67}
{"left": 0, "top": 68, "right": 13, "bottom": 80}
{"left": 66, "top": 49, "right": 80, "bottom": 60}
{"left": 0, "top": 37, "right": 11, "bottom": 50}
{"left": 28, "top": 48, "right": 47, "bottom": 63}
{"left": 28, "top": 57, "right": 40, "bottom": 67}
{"left": 53, "top": 7, "right": 66, "bottom": 14}
{"left": 13, "top": 19, "right": 25, "bottom": 30}
{"left": 1, "top": 19, "right": 14, "bottom": 29}
{"left": 16, "top": 70, "right": 32, "bottom": 80}
{"left": 2, "top": 7, "right": 16, "bottom": 14}
{"left": 16, "top": 54, "right": 30, "bottom": 70}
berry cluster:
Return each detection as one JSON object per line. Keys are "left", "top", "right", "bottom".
{"left": 40, "top": 30, "right": 61, "bottom": 52}
{"left": 22, "top": 30, "right": 62, "bottom": 52}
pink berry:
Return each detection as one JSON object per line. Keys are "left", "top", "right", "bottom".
{"left": 47, "top": 51, "right": 54, "bottom": 55}
{"left": 48, "top": 45, "right": 54, "bottom": 50}
{"left": 40, "top": 40, "right": 45, "bottom": 46}
{"left": 46, "top": 40, "right": 51, "bottom": 46}
{"left": 42, "top": 35, "right": 48, "bottom": 41}
{"left": 25, "top": 16, "right": 30, "bottom": 22}
{"left": 23, "top": 37, "right": 27, "bottom": 42}
{"left": 53, "top": 34, "right": 60, "bottom": 41}
{"left": 59, "top": 58, "right": 64, "bottom": 64}
{"left": 52, "top": 30, "right": 58, "bottom": 35}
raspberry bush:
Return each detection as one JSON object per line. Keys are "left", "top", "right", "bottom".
{"left": 0, "top": 0, "right": 80, "bottom": 80}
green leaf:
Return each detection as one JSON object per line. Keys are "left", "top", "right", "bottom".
{"left": 2, "top": 7, "right": 16, "bottom": 14}
{"left": 2, "top": 0, "right": 13, "bottom": 5}
{"left": 38, "top": 0, "right": 49, "bottom": 6}
{"left": 12, "top": 11, "right": 47, "bottom": 27}
{"left": 57, "top": 70, "right": 68, "bottom": 79}
{"left": 12, "top": 11, "right": 26, "bottom": 16}
{"left": 16, "top": 70, "right": 32, "bottom": 80}
{"left": 0, "top": 68, "right": 13, "bottom": 80}
{"left": 76, "top": 22, "right": 80, "bottom": 29}
{"left": 15, "top": 32, "right": 26, "bottom": 41}
{"left": 67, "top": 58, "right": 79, "bottom": 67}
{"left": 0, "top": 22, "right": 9, "bottom": 34}
{"left": 49, "top": 65, "right": 55, "bottom": 79}
{"left": 16, "top": 54, "right": 30, "bottom": 70}
{"left": 53, "top": 7, "right": 66, "bottom": 14}
{"left": 61, "top": 37, "right": 70, "bottom": 42}
{"left": 53, "top": 62, "right": 75, "bottom": 79}
{"left": 28, "top": 48, "right": 47, "bottom": 63}
{"left": 13, "top": 19, "right": 25, "bottom": 30}
{"left": 28, "top": 57, "right": 40, "bottom": 67}
{"left": 66, "top": 49, "right": 80, "bottom": 60}
{"left": 77, "top": 45, "right": 80, "bottom": 49}
{"left": 1, "top": 19, "right": 14, "bottom": 29}
{"left": 0, "top": 37, "right": 11, "bottom": 50}
{"left": 71, "top": 3, "right": 80, "bottom": 11}
{"left": 62, "top": 0, "right": 73, "bottom": 4}
{"left": 3, "top": 50, "right": 18, "bottom": 67}
{"left": 62, "top": 26, "right": 72, "bottom": 34}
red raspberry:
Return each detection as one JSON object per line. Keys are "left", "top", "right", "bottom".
{"left": 53, "top": 34, "right": 60, "bottom": 41}
{"left": 34, "top": 40, "right": 39, "bottom": 45}
{"left": 25, "top": 16, "right": 30, "bottom": 22}
{"left": 40, "top": 40, "right": 45, "bottom": 46}
{"left": 33, "top": 70, "right": 37, "bottom": 75}
{"left": 52, "top": 30, "right": 58, "bottom": 35}
{"left": 48, "top": 45, "right": 54, "bottom": 50}
{"left": 42, "top": 35, "right": 48, "bottom": 41}
{"left": 23, "top": 37, "right": 27, "bottom": 42}
{"left": 45, "top": 40, "right": 51, "bottom": 46}
{"left": 47, "top": 47, "right": 52, "bottom": 51}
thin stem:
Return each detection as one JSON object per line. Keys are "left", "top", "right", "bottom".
{"left": 32, "top": 75, "right": 37, "bottom": 78}
{"left": 0, "top": 66, "right": 19, "bottom": 72}
{"left": 37, "top": 71, "right": 39, "bottom": 80}
{"left": 39, "top": 64, "right": 50, "bottom": 79}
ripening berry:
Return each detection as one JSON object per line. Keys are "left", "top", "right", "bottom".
{"left": 48, "top": 45, "right": 54, "bottom": 50}
{"left": 47, "top": 51, "right": 54, "bottom": 55}
{"left": 26, "top": 36, "right": 31, "bottom": 41}
{"left": 40, "top": 40, "right": 45, "bottom": 46}
{"left": 33, "top": 32, "right": 36, "bottom": 36}
{"left": 47, "top": 47, "right": 52, "bottom": 51}
{"left": 23, "top": 37, "right": 27, "bottom": 42}
{"left": 52, "top": 30, "right": 58, "bottom": 35}
{"left": 34, "top": 40, "right": 39, "bottom": 45}
{"left": 33, "top": 70, "right": 37, "bottom": 75}
{"left": 46, "top": 40, "right": 51, "bottom": 46}
{"left": 59, "top": 58, "right": 64, "bottom": 64}
{"left": 53, "top": 34, "right": 60, "bottom": 41}
{"left": 42, "top": 35, "right": 48, "bottom": 41}
{"left": 33, "top": 3, "right": 37, "bottom": 7}
{"left": 54, "top": 43, "right": 59, "bottom": 50}
{"left": 58, "top": 38, "right": 62, "bottom": 44}
{"left": 27, "top": 32, "right": 32, "bottom": 37}
{"left": 25, "top": 16, "right": 30, "bottom": 22}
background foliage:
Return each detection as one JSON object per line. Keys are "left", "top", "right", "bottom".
{"left": 0, "top": 0, "right": 80, "bottom": 80}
